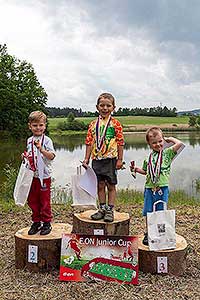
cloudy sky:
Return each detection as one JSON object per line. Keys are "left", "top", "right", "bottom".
{"left": 1, "top": 0, "right": 200, "bottom": 111}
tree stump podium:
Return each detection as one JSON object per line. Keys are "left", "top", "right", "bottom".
{"left": 15, "top": 223, "right": 72, "bottom": 272}
{"left": 138, "top": 234, "right": 188, "bottom": 276}
{"left": 72, "top": 210, "right": 130, "bottom": 236}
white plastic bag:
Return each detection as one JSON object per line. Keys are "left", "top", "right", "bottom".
{"left": 147, "top": 200, "right": 176, "bottom": 251}
{"left": 13, "top": 159, "right": 34, "bottom": 206}
{"left": 71, "top": 166, "right": 97, "bottom": 207}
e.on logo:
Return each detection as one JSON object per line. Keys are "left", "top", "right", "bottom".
{"left": 63, "top": 272, "right": 74, "bottom": 277}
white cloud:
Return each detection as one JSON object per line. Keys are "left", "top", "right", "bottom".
{"left": 0, "top": 0, "right": 200, "bottom": 111}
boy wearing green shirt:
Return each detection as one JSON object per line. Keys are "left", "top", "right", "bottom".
{"left": 132, "top": 127, "right": 183, "bottom": 245}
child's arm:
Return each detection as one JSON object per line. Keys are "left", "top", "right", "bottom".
{"left": 116, "top": 145, "right": 124, "bottom": 169}
{"left": 34, "top": 140, "right": 55, "bottom": 160}
{"left": 40, "top": 148, "right": 55, "bottom": 160}
{"left": 134, "top": 167, "right": 147, "bottom": 175}
{"left": 164, "top": 136, "right": 183, "bottom": 153}
{"left": 82, "top": 144, "right": 92, "bottom": 168}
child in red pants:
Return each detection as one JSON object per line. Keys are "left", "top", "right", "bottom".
{"left": 25, "top": 111, "right": 55, "bottom": 235}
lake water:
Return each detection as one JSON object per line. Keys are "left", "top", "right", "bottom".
{"left": 1, "top": 132, "right": 200, "bottom": 199}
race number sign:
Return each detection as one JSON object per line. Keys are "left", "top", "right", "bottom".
{"left": 59, "top": 234, "right": 138, "bottom": 284}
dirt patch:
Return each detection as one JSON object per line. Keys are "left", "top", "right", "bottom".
{"left": 0, "top": 204, "right": 200, "bottom": 300}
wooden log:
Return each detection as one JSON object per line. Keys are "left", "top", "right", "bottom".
{"left": 15, "top": 223, "right": 72, "bottom": 272}
{"left": 138, "top": 234, "right": 188, "bottom": 276}
{"left": 72, "top": 210, "right": 130, "bottom": 236}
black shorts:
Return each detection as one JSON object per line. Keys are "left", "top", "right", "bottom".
{"left": 92, "top": 158, "right": 117, "bottom": 185}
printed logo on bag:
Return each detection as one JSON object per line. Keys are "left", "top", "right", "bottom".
{"left": 150, "top": 239, "right": 160, "bottom": 244}
{"left": 157, "top": 223, "right": 166, "bottom": 234}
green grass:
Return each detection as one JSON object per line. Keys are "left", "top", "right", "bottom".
{"left": 0, "top": 187, "right": 198, "bottom": 214}
{"left": 48, "top": 116, "right": 189, "bottom": 131}
{"left": 50, "top": 129, "right": 87, "bottom": 136}
{"left": 116, "top": 188, "right": 199, "bottom": 206}
{"left": 0, "top": 198, "right": 26, "bottom": 213}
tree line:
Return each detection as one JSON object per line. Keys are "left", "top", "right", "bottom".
{"left": 46, "top": 105, "right": 177, "bottom": 118}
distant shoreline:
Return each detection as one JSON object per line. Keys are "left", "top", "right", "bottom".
{"left": 122, "top": 123, "right": 192, "bottom": 132}
{"left": 49, "top": 123, "right": 198, "bottom": 136}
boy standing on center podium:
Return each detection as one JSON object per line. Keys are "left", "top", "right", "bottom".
{"left": 82, "top": 93, "right": 124, "bottom": 222}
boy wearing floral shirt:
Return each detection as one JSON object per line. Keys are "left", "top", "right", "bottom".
{"left": 82, "top": 93, "right": 124, "bottom": 222}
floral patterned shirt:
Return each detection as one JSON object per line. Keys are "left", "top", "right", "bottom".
{"left": 85, "top": 116, "right": 124, "bottom": 160}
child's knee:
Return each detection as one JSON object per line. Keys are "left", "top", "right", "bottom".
{"left": 106, "top": 183, "right": 116, "bottom": 192}
{"left": 98, "top": 181, "right": 106, "bottom": 190}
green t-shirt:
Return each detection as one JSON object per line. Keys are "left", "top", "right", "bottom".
{"left": 142, "top": 148, "right": 176, "bottom": 188}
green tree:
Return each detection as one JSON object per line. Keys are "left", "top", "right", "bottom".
{"left": 188, "top": 115, "right": 197, "bottom": 127}
{"left": 67, "top": 112, "right": 75, "bottom": 122}
{"left": 57, "top": 112, "right": 88, "bottom": 131}
{"left": 0, "top": 44, "right": 47, "bottom": 137}
{"left": 196, "top": 115, "right": 200, "bottom": 128}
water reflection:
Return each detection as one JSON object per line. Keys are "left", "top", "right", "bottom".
{"left": 1, "top": 132, "right": 200, "bottom": 199}
{"left": 51, "top": 132, "right": 200, "bottom": 200}
{"left": 52, "top": 135, "right": 85, "bottom": 152}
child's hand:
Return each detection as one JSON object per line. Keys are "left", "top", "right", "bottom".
{"left": 116, "top": 159, "right": 123, "bottom": 170}
{"left": 34, "top": 139, "right": 42, "bottom": 150}
{"left": 82, "top": 159, "right": 89, "bottom": 169}
{"left": 130, "top": 166, "right": 137, "bottom": 178}
{"left": 130, "top": 166, "right": 137, "bottom": 173}
{"left": 164, "top": 136, "right": 171, "bottom": 143}
{"left": 21, "top": 151, "right": 28, "bottom": 161}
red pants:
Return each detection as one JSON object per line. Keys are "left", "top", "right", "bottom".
{"left": 28, "top": 177, "right": 52, "bottom": 223}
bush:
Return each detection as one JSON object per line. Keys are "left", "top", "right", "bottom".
{"left": 1, "top": 164, "right": 18, "bottom": 201}
{"left": 57, "top": 121, "right": 68, "bottom": 130}
{"left": 67, "top": 120, "right": 88, "bottom": 131}
{"left": 56, "top": 119, "right": 88, "bottom": 131}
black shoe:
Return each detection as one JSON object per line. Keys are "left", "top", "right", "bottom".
{"left": 28, "top": 222, "right": 42, "bottom": 235}
{"left": 104, "top": 209, "right": 114, "bottom": 222}
{"left": 143, "top": 233, "right": 148, "bottom": 246}
{"left": 91, "top": 209, "right": 105, "bottom": 220}
{"left": 40, "top": 222, "right": 52, "bottom": 235}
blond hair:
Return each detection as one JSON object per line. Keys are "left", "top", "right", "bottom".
{"left": 146, "top": 126, "right": 163, "bottom": 143}
{"left": 97, "top": 93, "right": 115, "bottom": 106}
{"left": 28, "top": 111, "right": 47, "bottom": 123}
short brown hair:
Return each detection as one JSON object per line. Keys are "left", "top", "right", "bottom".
{"left": 28, "top": 111, "right": 47, "bottom": 123}
{"left": 97, "top": 93, "right": 115, "bottom": 106}
{"left": 146, "top": 126, "right": 163, "bottom": 143}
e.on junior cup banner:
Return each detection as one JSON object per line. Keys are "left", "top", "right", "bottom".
{"left": 59, "top": 234, "right": 138, "bottom": 284}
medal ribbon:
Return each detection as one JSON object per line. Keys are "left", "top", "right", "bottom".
{"left": 95, "top": 115, "right": 111, "bottom": 152}
{"left": 30, "top": 134, "right": 45, "bottom": 171}
{"left": 148, "top": 150, "right": 163, "bottom": 184}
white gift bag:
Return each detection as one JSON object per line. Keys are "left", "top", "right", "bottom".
{"left": 13, "top": 159, "right": 34, "bottom": 206}
{"left": 147, "top": 200, "right": 176, "bottom": 251}
{"left": 71, "top": 166, "right": 97, "bottom": 208}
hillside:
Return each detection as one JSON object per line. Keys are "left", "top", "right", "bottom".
{"left": 178, "top": 109, "right": 200, "bottom": 116}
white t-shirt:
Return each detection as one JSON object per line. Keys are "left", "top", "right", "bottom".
{"left": 27, "top": 135, "right": 55, "bottom": 179}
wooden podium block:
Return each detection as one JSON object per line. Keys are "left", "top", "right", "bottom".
{"left": 138, "top": 234, "right": 188, "bottom": 276}
{"left": 72, "top": 210, "right": 130, "bottom": 236}
{"left": 15, "top": 223, "right": 72, "bottom": 272}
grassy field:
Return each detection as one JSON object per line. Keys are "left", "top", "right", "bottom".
{"left": 48, "top": 115, "right": 189, "bottom": 131}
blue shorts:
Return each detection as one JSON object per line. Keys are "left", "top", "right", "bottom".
{"left": 142, "top": 187, "right": 169, "bottom": 216}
